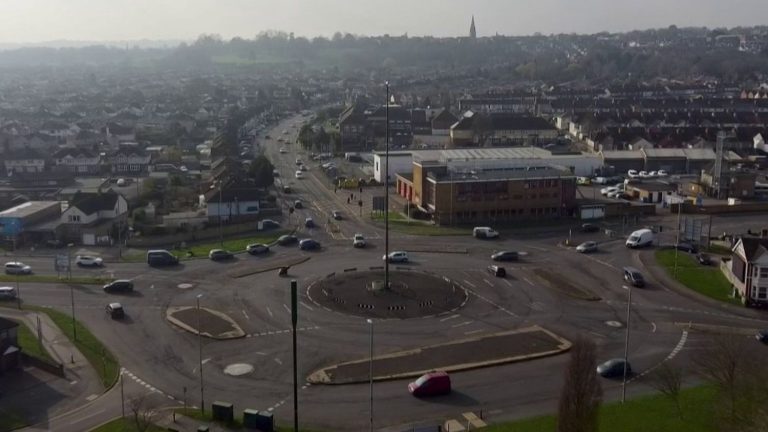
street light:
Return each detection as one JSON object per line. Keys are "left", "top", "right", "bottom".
{"left": 621, "top": 284, "right": 632, "bottom": 403}
{"left": 196, "top": 294, "right": 205, "bottom": 414}
{"left": 68, "top": 243, "right": 76, "bottom": 341}
{"left": 367, "top": 318, "right": 374, "bottom": 432}
{"left": 384, "top": 81, "right": 390, "bottom": 291}
{"left": 218, "top": 182, "right": 224, "bottom": 248}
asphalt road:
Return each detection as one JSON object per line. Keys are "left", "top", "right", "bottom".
{"left": 12, "top": 114, "right": 768, "bottom": 432}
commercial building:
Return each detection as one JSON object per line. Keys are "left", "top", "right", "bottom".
{"left": 0, "top": 201, "right": 62, "bottom": 245}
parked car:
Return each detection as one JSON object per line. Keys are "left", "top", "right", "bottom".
{"left": 293, "top": 200, "right": 303, "bottom": 209}
{"left": 352, "top": 234, "right": 366, "bottom": 248}
{"left": 277, "top": 234, "right": 298, "bottom": 246}
{"left": 76, "top": 255, "right": 103, "bottom": 267}
{"left": 247, "top": 243, "right": 269, "bottom": 255}
{"left": 623, "top": 266, "right": 645, "bottom": 287}
{"left": 657, "top": 169, "right": 669, "bottom": 177}
{"left": 491, "top": 251, "right": 519, "bottom": 262}
{"left": 147, "top": 250, "right": 179, "bottom": 266}
{"left": 696, "top": 253, "right": 712, "bottom": 265}
{"left": 487, "top": 265, "right": 506, "bottom": 277}
{"left": 106, "top": 302, "right": 125, "bottom": 319}
{"left": 260, "top": 219, "right": 281, "bottom": 230}
{"left": 103, "top": 280, "right": 134, "bottom": 293}
{"left": 473, "top": 226, "right": 499, "bottom": 239}
{"left": 675, "top": 242, "right": 698, "bottom": 253}
{"left": 384, "top": 251, "right": 409, "bottom": 263}
{"left": 279, "top": 148, "right": 287, "bottom": 154}
{"left": 305, "top": 217, "right": 315, "bottom": 228}
{"left": 597, "top": 358, "right": 631, "bottom": 378}
{"left": 299, "top": 239, "right": 321, "bottom": 251}
{"left": 627, "top": 169, "right": 639, "bottom": 179}
{"left": 626, "top": 229, "right": 654, "bottom": 248}
{"left": 332, "top": 210, "right": 343, "bottom": 220}
{"left": 300, "top": 165, "right": 308, "bottom": 172}
{"left": 756, "top": 329, "right": 768, "bottom": 344}
{"left": 408, "top": 371, "right": 451, "bottom": 397}
{"left": 4, "top": 262, "right": 31, "bottom": 275}
{"left": 601, "top": 186, "right": 618, "bottom": 196}
{"left": 0, "top": 286, "right": 17, "bottom": 300}
{"left": 576, "top": 241, "right": 598, "bottom": 253}
{"left": 581, "top": 223, "right": 600, "bottom": 233}
{"left": 208, "top": 249, "right": 234, "bottom": 261}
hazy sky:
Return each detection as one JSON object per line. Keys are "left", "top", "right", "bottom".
{"left": 1, "top": 0, "right": 766, "bottom": 43}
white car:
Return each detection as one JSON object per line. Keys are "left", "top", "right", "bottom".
{"left": 4, "top": 262, "right": 31, "bottom": 275}
{"left": 383, "top": 251, "right": 409, "bottom": 263}
{"left": 353, "top": 234, "right": 366, "bottom": 248}
{"left": 76, "top": 255, "right": 103, "bottom": 267}
{"left": 592, "top": 177, "right": 608, "bottom": 185}
{"left": 295, "top": 170, "right": 304, "bottom": 179}
{"left": 279, "top": 148, "right": 287, "bottom": 154}
{"left": 607, "top": 190, "right": 623, "bottom": 198}
{"left": 657, "top": 169, "right": 668, "bottom": 177}
{"left": 627, "top": 170, "right": 639, "bottom": 179}
{"left": 601, "top": 186, "right": 618, "bottom": 196}
{"left": 638, "top": 171, "right": 649, "bottom": 178}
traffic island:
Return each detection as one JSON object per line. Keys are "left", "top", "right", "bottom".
{"left": 166, "top": 306, "right": 245, "bottom": 339}
{"left": 307, "top": 269, "right": 469, "bottom": 319}
{"left": 307, "top": 325, "right": 571, "bottom": 384}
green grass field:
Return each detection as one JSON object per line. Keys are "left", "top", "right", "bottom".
{"left": 484, "top": 386, "right": 718, "bottom": 432}
{"left": 655, "top": 249, "right": 738, "bottom": 304}
{"left": 0, "top": 274, "right": 109, "bottom": 285}
{"left": 90, "top": 417, "right": 165, "bottom": 432}
{"left": 174, "top": 409, "right": 324, "bottom": 432}
{"left": 123, "top": 231, "right": 288, "bottom": 262}
{"left": 371, "top": 212, "right": 471, "bottom": 236}
{"left": 13, "top": 319, "right": 53, "bottom": 362}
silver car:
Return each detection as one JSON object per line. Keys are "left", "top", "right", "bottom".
{"left": 4, "top": 262, "right": 31, "bottom": 275}
{"left": 576, "top": 241, "right": 598, "bottom": 253}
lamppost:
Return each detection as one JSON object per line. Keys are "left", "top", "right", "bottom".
{"left": 218, "top": 183, "right": 224, "bottom": 248}
{"left": 621, "top": 284, "right": 632, "bottom": 403}
{"left": 68, "top": 243, "right": 76, "bottom": 341}
{"left": 196, "top": 294, "right": 205, "bottom": 414}
{"left": 384, "top": 81, "right": 390, "bottom": 291}
{"left": 367, "top": 318, "right": 374, "bottom": 432}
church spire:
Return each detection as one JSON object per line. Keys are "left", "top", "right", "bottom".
{"left": 469, "top": 15, "right": 477, "bottom": 39}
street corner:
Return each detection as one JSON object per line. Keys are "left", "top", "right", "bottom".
{"left": 306, "top": 325, "right": 572, "bottom": 385}
{"left": 166, "top": 306, "right": 245, "bottom": 339}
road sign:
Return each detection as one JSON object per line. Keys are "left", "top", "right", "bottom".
{"left": 54, "top": 254, "right": 70, "bottom": 272}
{"left": 372, "top": 196, "right": 386, "bottom": 211}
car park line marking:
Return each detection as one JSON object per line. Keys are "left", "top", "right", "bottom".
{"left": 463, "top": 280, "right": 477, "bottom": 288}
{"left": 483, "top": 279, "right": 494, "bottom": 287}
{"left": 452, "top": 320, "right": 473, "bottom": 328}
{"left": 503, "top": 279, "right": 513, "bottom": 287}
{"left": 522, "top": 277, "right": 534, "bottom": 286}
{"left": 85, "top": 394, "right": 99, "bottom": 402}
{"left": 651, "top": 322, "right": 657, "bottom": 333}
{"left": 440, "top": 314, "right": 460, "bottom": 322}
{"left": 255, "top": 352, "right": 266, "bottom": 356}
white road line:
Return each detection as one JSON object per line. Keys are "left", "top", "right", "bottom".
{"left": 522, "top": 277, "right": 534, "bottom": 286}
{"left": 242, "top": 310, "right": 249, "bottom": 320}
{"left": 85, "top": 394, "right": 99, "bottom": 402}
{"left": 267, "top": 307, "right": 273, "bottom": 318}
{"left": 274, "top": 358, "right": 283, "bottom": 365}
{"left": 452, "top": 320, "right": 473, "bottom": 328}
{"left": 202, "top": 358, "right": 211, "bottom": 365}
{"left": 69, "top": 408, "right": 104, "bottom": 424}
{"left": 440, "top": 314, "right": 460, "bottom": 322}
{"left": 299, "top": 301, "right": 314, "bottom": 311}
{"left": 651, "top": 322, "right": 657, "bottom": 333}
{"left": 463, "top": 279, "right": 477, "bottom": 288}
{"left": 255, "top": 352, "right": 267, "bottom": 356}
{"left": 503, "top": 279, "right": 513, "bottom": 287}
{"left": 483, "top": 279, "right": 494, "bottom": 287}
{"left": 464, "top": 329, "right": 483, "bottom": 335}
{"left": 283, "top": 304, "right": 291, "bottom": 314}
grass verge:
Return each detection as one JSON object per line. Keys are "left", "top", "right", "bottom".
{"left": 122, "top": 231, "right": 288, "bottom": 262}
{"left": 174, "top": 409, "right": 324, "bottom": 432}
{"left": 655, "top": 249, "right": 739, "bottom": 304}
{"left": 90, "top": 417, "right": 165, "bottom": 432}
{"left": 483, "top": 385, "right": 717, "bottom": 432}
{"left": 13, "top": 319, "right": 53, "bottom": 362}
{"left": 0, "top": 275, "right": 109, "bottom": 285}
{"left": 371, "top": 212, "right": 471, "bottom": 236}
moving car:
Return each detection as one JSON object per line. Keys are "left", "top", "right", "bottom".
{"left": 305, "top": 217, "right": 315, "bottom": 228}
{"left": 0, "top": 286, "right": 16, "bottom": 300}
{"left": 756, "top": 329, "right": 768, "bottom": 344}
{"left": 697, "top": 253, "right": 712, "bottom": 265}
{"left": 208, "top": 249, "right": 234, "bottom": 261}
{"left": 116, "top": 178, "right": 126, "bottom": 186}
{"left": 4, "top": 262, "right": 31, "bottom": 275}
{"left": 332, "top": 210, "right": 343, "bottom": 220}
{"left": 491, "top": 251, "right": 519, "bottom": 262}
{"left": 597, "top": 358, "right": 631, "bottom": 378}
{"left": 295, "top": 170, "right": 304, "bottom": 179}
{"left": 384, "top": 251, "right": 409, "bottom": 263}
{"left": 299, "top": 239, "right": 321, "bottom": 251}
{"left": 487, "top": 265, "right": 506, "bottom": 277}
{"left": 76, "top": 255, "right": 103, "bottom": 267}
{"left": 581, "top": 223, "right": 600, "bottom": 233}
{"left": 106, "top": 302, "right": 125, "bottom": 319}
{"left": 576, "top": 241, "right": 598, "bottom": 253}
{"left": 626, "top": 229, "right": 654, "bottom": 248}
{"left": 103, "top": 280, "right": 134, "bottom": 293}
{"left": 352, "top": 234, "right": 366, "bottom": 248}
{"left": 473, "top": 227, "right": 499, "bottom": 239}
{"left": 147, "top": 250, "right": 179, "bottom": 266}
{"left": 279, "top": 148, "right": 287, "bottom": 154}
{"left": 674, "top": 242, "right": 698, "bottom": 253}
{"left": 294, "top": 200, "right": 303, "bottom": 209}
{"left": 295, "top": 158, "right": 303, "bottom": 165}
{"left": 623, "top": 266, "right": 645, "bottom": 287}
{"left": 277, "top": 234, "right": 298, "bottom": 246}
{"left": 408, "top": 371, "right": 451, "bottom": 397}
{"left": 260, "top": 219, "right": 281, "bottom": 230}
{"left": 247, "top": 243, "right": 269, "bottom": 255}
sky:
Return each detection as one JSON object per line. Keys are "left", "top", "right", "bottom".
{"left": 1, "top": 0, "right": 767, "bottom": 44}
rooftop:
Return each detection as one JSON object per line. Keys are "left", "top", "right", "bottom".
{"left": 0, "top": 201, "right": 62, "bottom": 218}
{"left": 427, "top": 166, "right": 573, "bottom": 183}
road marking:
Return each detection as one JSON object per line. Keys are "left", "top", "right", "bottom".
{"left": 299, "top": 301, "right": 314, "bottom": 311}
{"left": 70, "top": 380, "right": 78, "bottom": 385}
{"left": 274, "top": 358, "right": 283, "bottom": 365}
{"left": 483, "top": 279, "right": 494, "bottom": 287}
{"left": 283, "top": 304, "right": 291, "bottom": 314}
{"left": 85, "top": 394, "right": 99, "bottom": 401}
{"left": 255, "top": 352, "right": 266, "bottom": 356}
{"left": 522, "top": 277, "right": 534, "bottom": 286}
{"left": 651, "top": 322, "right": 657, "bottom": 333}
{"left": 267, "top": 307, "right": 273, "bottom": 318}
{"left": 463, "top": 279, "right": 477, "bottom": 288}
{"left": 69, "top": 408, "right": 105, "bottom": 424}
{"left": 629, "top": 331, "right": 688, "bottom": 383}
{"left": 527, "top": 245, "right": 548, "bottom": 251}
{"left": 464, "top": 329, "right": 483, "bottom": 335}
{"left": 440, "top": 314, "right": 460, "bottom": 322}
{"left": 202, "top": 358, "right": 211, "bottom": 365}
{"left": 242, "top": 310, "right": 249, "bottom": 320}
{"left": 452, "top": 320, "right": 473, "bottom": 328}
{"left": 503, "top": 279, "right": 513, "bottom": 287}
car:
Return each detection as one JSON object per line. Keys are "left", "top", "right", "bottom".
{"left": 76, "top": 255, "right": 103, "bottom": 267}
{"left": 294, "top": 200, "right": 303, "bottom": 209}
{"left": 272, "top": 170, "right": 280, "bottom": 178}
{"left": 46, "top": 239, "right": 65, "bottom": 248}
{"left": 116, "top": 178, "right": 126, "bottom": 186}
{"left": 300, "top": 165, "right": 308, "bottom": 172}
{"left": 277, "top": 234, "right": 298, "bottom": 246}
{"left": 408, "top": 371, "right": 451, "bottom": 397}
{"left": 4, "top": 262, "right": 31, "bottom": 275}
{"left": 592, "top": 176, "right": 608, "bottom": 185}
{"left": 247, "top": 243, "right": 269, "bottom": 255}
{"left": 581, "top": 223, "right": 600, "bottom": 233}
{"left": 299, "top": 239, "right": 321, "bottom": 251}
{"left": 576, "top": 241, "right": 598, "bottom": 253}
{"left": 0, "top": 286, "right": 16, "bottom": 300}
{"left": 384, "top": 251, "right": 409, "bottom": 263}
{"left": 756, "top": 329, "right": 768, "bottom": 343}
{"left": 353, "top": 234, "right": 366, "bottom": 248}
{"left": 305, "top": 217, "right": 315, "bottom": 228}
{"left": 675, "top": 242, "right": 698, "bottom": 253}
{"left": 491, "top": 251, "right": 519, "bottom": 262}
{"left": 147, "top": 250, "right": 179, "bottom": 266}
{"left": 578, "top": 176, "right": 593, "bottom": 185}
{"left": 638, "top": 171, "right": 649, "bottom": 178}
{"left": 295, "top": 170, "right": 304, "bottom": 179}
{"left": 208, "top": 249, "right": 234, "bottom": 261}
{"left": 600, "top": 186, "right": 618, "bottom": 196}
{"left": 260, "top": 219, "right": 281, "bottom": 230}
{"left": 279, "top": 148, "right": 287, "bottom": 154}
{"left": 627, "top": 170, "right": 639, "bottom": 179}
{"left": 623, "top": 266, "right": 645, "bottom": 287}
{"left": 697, "top": 253, "right": 712, "bottom": 265}
{"left": 487, "top": 265, "right": 506, "bottom": 277}
{"left": 657, "top": 169, "right": 669, "bottom": 177}
{"left": 103, "top": 280, "right": 134, "bottom": 293}
{"left": 106, "top": 302, "right": 125, "bottom": 319}
{"left": 473, "top": 227, "right": 499, "bottom": 239}
{"left": 597, "top": 358, "right": 631, "bottom": 378}
{"left": 332, "top": 210, "right": 343, "bottom": 220}
{"left": 607, "top": 190, "right": 623, "bottom": 199}
{"left": 295, "top": 158, "right": 303, "bottom": 165}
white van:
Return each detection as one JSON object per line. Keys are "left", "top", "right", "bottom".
{"left": 473, "top": 227, "right": 500, "bottom": 239}
{"left": 626, "top": 228, "right": 654, "bottom": 248}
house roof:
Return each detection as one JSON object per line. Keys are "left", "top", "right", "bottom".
{"left": 0, "top": 316, "right": 19, "bottom": 331}
{"left": 53, "top": 147, "right": 98, "bottom": 159}
{"left": 736, "top": 237, "right": 768, "bottom": 262}
{"left": 5, "top": 146, "right": 45, "bottom": 161}
{"left": 204, "top": 182, "right": 264, "bottom": 202}
{"left": 69, "top": 190, "right": 122, "bottom": 215}
{"left": 432, "top": 109, "right": 458, "bottom": 127}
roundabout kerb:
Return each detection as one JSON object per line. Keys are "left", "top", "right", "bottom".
{"left": 306, "top": 267, "right": 469, "bottom": 319}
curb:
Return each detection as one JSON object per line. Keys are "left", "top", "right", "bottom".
{"left": 674, "top": 321, "right": 759, "bottom": 335}
{"left": 307, "top": 325, "right": 571, "bottom": 385}
{"left": 166, "top": 306, "right": 246, "bottom": 339}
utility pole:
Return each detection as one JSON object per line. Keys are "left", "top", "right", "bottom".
{"left": 196, "top": 294, "right": 205, "bottom": 414}
{"left": 622, "top": 284, "right": 632, "bottom": 403}
{"left": 384, "top": 81, "right": 390, "bottom": 291}
{"left": 291, "top": 280, "right": 299, "bottom": 431}
{"left": 674, "top": 199, "right": 682, "bottom": 276}
{"left": 218, "top": 183, "right": 224, "bottom": 248}
{"left": 367, "top": 319, "right": 374, "bottom": 432}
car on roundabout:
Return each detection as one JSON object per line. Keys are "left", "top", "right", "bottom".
{"left": 103, "top": 280, "right": 134, "bottom": 293}
{"left": 299, "top": 239, "right": 321, "bottom": 251}
{"left": 247, "top": 243, "right": 269, "bottom": 255}
{"left": 352, "top": 233, "right": 366, "bottom": 248}
{"left": 332, "top": 210, "right": 343, "bottom": 220}
{"left": 597, "top": 358, "right": 631, "bottom": 378}
{"left": 76, "top": 255, "right": 103, "bottom": 267}
{"left": 408, "top": 371, "right": 451, "bottom": 397}
{"left": 581, "top": 223, "right": 600, "bottom": 233}
{"left": 277, "top": 234, "right": 298, "bottom": 246}
{"left": 4, "top": 262, "right": 31, "bottom": 275}
{"left": 491, "top": 251, "right": 518, "bottom": 262}
{"left": 487, "top": 265, "right": 506, "bottom": 277}
{"left": 576, "top": 241, "right": 598, "bottom": 253}
{"left": 208, "top": 249, "right": 234, "bottom": 261}
{"left": 384, "top": 251, "right": 409, "bottom": 263}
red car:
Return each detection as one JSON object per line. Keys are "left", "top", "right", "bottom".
{"left": 408, "top": 371, "right": 451, "bottom": 397}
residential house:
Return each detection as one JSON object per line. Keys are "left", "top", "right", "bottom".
{"left": 105, "top": 122, "right": 135, "bottom": 146}
{"left": 727, "top": 237, "right": 768, "bottom": 307}
{"left": 338, "top": 104, "right": 369, "bottom": 152}
{"left": 431, "top": 110, "right": 458, "bottom": 136}
{"left": 60, "top": 190, "right": 128, "bottom": 245}
{"left": 39, "top": 120, "right": 72, "bottom": 139}
{"left": 4, "top": 147, "right": 47, "bottom": 176}
{"left": 0, "top": 317, "right": 20, "bottom": 374}
{"left": 109, "top": 148, "right": 151, "bottom": 175}
{"left": 203, "top": 181, "right": 262, "bottom": 223}
{"left": 53, "top": 147, "right": 102, "bottom": 175}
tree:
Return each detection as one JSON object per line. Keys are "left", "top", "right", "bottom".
{"left": 248, "top": 155, "right": 275, "bottom": 189}
{"left": 650, "top": 364, "right": 684, "bottom": 418}
{"left": 129, "top": 392, "right": 156, "bottom": 432}
{"left": 557, "top": 337, "right": 602, "bottom": 432}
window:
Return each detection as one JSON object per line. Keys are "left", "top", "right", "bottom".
{"left": 756, "top": 286, "right": 768, "bottom": 300}
{"left": 68, "top": 215, "right": 81, "bottom": 223}
{"left": 760, "top": 268, "right": 768, "bottom": 279}
{"left": 245, "top": 206, "right": 258, "bottom": 212}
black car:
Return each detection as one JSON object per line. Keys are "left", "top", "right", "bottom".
{"left": 697, "top": 253, "right": 712, "bottom": 265}
{"left": 757, "top": 329, "right": 768, "bottom": 344}
{"left": 299, "top": 239, "right": 321, "bottom": 251}
{"left": 581, "top": 223, "right": 600, "bottom": 233}
{"left": 103, "top": 280, "right": 134, "bottom": 293}
{"left": 277, "top": 234, "right": 298, "bottom": 246}
{"left": 487, "top": 265, "right": 506, "bottom": 277}
{"left": 260, "top": 219, "right": 281, "bottom": 230}
{"left": 294, "top": 200, "right": 303, "bottom": 209}
{"left": 675, "top": 242, "right": 698, "bottom": 253}
{"left": 491, "top": 251, "right": 519, "bottom": 262}
{"left": 247, "top": 243, "right": 269, "bottom": 255}
{"left": 597, "top": 358, "right": 631, "bottom": 378}
{"left": 332, "top": 210, "right": 343, "bottom": 220}
{"left": 209, "top": 249, "right": 234, "bottom": 261}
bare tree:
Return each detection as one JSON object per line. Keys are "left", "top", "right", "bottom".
{"left": 129, "top": 392, "right": 157, "bottom": 432}
{"left": 649, "top": 364, "right": 684, "bottom": 418}
{"left": 557, "top": 337, "right": 603, "bottom": 432}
